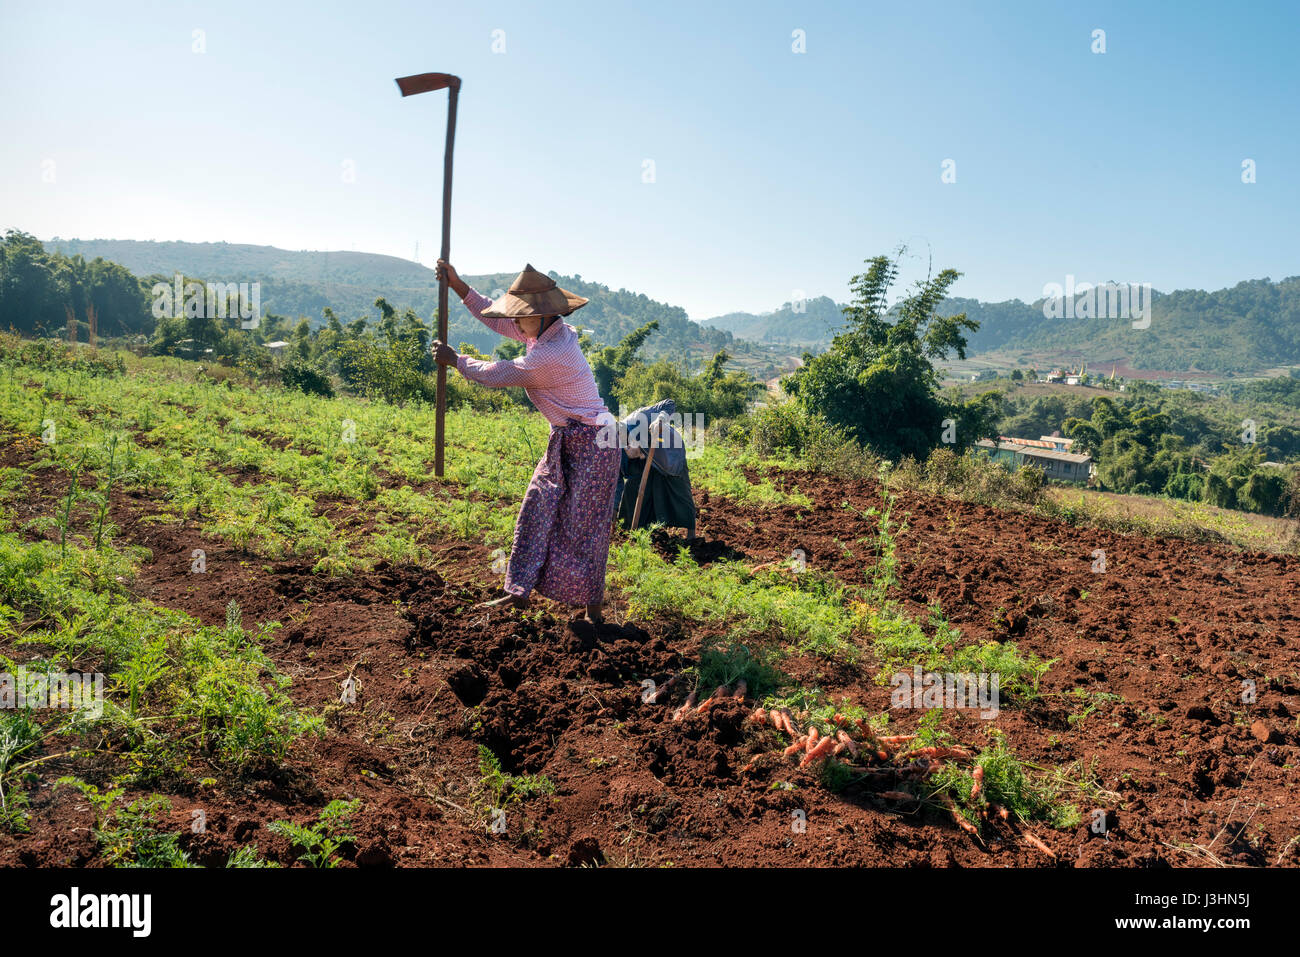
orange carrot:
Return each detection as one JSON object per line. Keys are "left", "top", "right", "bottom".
{"left": 877, "top": 735, "right": 916, "bottom": 746}
{"left": 944, "top": 798, "right": 981, "bottom": 839}
{"left": 835, "top": 731, "right": 860, "bottom": 758}
{"left": 854, "top": 718, "right": 884, "bottom": 750}
{"left": 782, "top": 736, "right": 808, "bottom": 758}
{"left": 692, "top": 685, "right": 727, "bottom": 716}
{"left": 970, "top": 765, "right": 984, "bottom": 801}
{"left": 733, "top": 679, "right": 747, "bottom": 700}
{"left": 806, "top": 726, "right": 820, "bottom": 748}
{"left": 799, "top": 735, "right": 837, "bottom": 767}
{"left": 672, "top": 691, "right": 697, "bottom": 721}
{"left": 749, "top": 706, "right": 768, "bottom": 725}
{"left": 777, "top": 710, "right": 798, "bottom": 737}
{"left": 1022, "top": 830, "right": 1056, "bottom": 858}
{"left": 909, "top": 746, "right": 973, "bottom": 761}
{"left": 646, "top": 673, "right": 681, "bottom": 703}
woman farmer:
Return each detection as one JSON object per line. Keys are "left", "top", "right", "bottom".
{"left": 614, "top": 398, "right": 697, "bottom": 541}
{"left": 431, "top": 260, "right": 620, "bottom": 622}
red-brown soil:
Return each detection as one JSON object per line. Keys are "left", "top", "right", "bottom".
{"left": 3, "top": 439, "right": 1298, "bottom": 868}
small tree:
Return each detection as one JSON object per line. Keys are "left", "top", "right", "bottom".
{"left": 785, "top": 251, "right": 980, "bottom": 459}
{"left": 587, "top": 321, "right": 658, "bottom": 406}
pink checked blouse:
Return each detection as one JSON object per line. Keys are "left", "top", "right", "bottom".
{"left": 454, "top": 288, "right": 611, "bottom": 428}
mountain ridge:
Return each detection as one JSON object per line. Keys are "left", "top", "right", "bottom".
{"left": 40, "top": 238, "right": 1300, "bottom": 375}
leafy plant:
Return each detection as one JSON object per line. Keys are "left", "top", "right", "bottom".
{"left": 226, "top": 844, "right": 280, "bottom": 868}
{"left": 929, "top": 733, "right": 1081, "bottom": 831}
{"left": 476, "top": 745, "right": 555, "bottom": 815}
{"left": 57, "top": 779, "right": 195, "bottom": 867}
{"left": 268, "top": 798, "right": 362, "bottom": 867}
{"left": 0, "top": 710, "right": 41, "bottom": 832}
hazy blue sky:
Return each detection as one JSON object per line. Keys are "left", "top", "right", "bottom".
{"left": 2, "top": 0, "right": 1296, "bottom": 319}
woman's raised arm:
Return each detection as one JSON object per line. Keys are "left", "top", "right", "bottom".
{"left": 438, "top": 259, "right": 525, "bottom": 342}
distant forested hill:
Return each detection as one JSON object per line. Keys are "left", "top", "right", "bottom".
{"left": 42, "top": 238, "right": 777, "bottom": 370}
{"left": 953, "top": 278, "right": 1300, "bottom": 372}
{"left": 703, "top": 278, "right": 1300, "bottom": 373}
{"left": 34, "top": 239, "right": 1300, "bottom": 374}
{"left": 701, "top": 295, "right": 845, "bottom": 346}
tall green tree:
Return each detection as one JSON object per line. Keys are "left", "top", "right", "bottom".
{"left": 784, "top": 252, "right": 981, "bottom": 459}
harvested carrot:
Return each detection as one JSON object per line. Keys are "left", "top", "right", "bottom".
{"left": 970, "top": 765, "right": 984, "bottom": 801}
{"left": 749, "top": 706, "right": 768, "bottom": 725}
{"left": 854, "top": 718, "right": 884, "bottom": 750}
{"left": 909, "top": 746, "right": 973, "bottom": 761}
{"left": 799, "top": 735, "right": 837, "bottom": 767}
{"left": 877, "top": 735, "right": 916, "bottom": 746}
{"left": 691, "top": 685, "right": 727, "bottom": 716}
{"left": 806, "top": 726, "right": 820, "bottom": 747}
{"left": 733, "top": 679, "right": 747, "bottom": 700}
{"left": 944, "top": 797, "right": 981, "bottom": 839}
{"left": 672, "top": 691, "right": 697, "bottom": 722}
{"left": 782, "top": 736, "right": 808, "bottom": 758}
{"left": 776, "top": 710, "right": 798, "bottom": 737}
{"left": 835, "top": 731, "right": 860, "bottom": 758}
{"left": 879, "top": 791, "right": 915, "bottom": 801}
{"left": 1022, "top": 830, "right": 1056, "bottom": 859}
{"left": 646, "top": 673, "right": 681, "bottom": 703}
{"left": 993, "top": 804, "right": 1010, "bottom": 821}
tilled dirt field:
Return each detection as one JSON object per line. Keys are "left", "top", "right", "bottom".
{"left": 3, "top": 439, "right": 1298, "bottom": 868}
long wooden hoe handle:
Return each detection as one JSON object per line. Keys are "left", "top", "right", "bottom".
{"left": 629, "top": 419, "right": 662, "bottom": 532}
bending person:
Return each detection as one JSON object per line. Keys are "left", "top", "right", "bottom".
{"left": 614, "top": 398, "right": 696, "bottom": 541}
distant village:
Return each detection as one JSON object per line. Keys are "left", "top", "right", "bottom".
{"left": 966, "top": 361, "right": 1221, "bottom": 395}
{"left": 965, "top": 363, "right": 1223, "bottom": 485}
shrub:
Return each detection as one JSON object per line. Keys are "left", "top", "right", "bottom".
{"left": 613, "top": 350, "right": 763, "bottom": 422}
{"left": 743, "top": 401, "right": 880, "bottom": 478}
{"left": 280, "top": 359, "right": 334, "bottom": 398}
{"left": 896, "top": 446, "right": 1047, "bottom": 508}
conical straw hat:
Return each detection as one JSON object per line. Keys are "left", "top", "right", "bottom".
{"left": 481, "top": 264, "right": 589, "bottom": 319}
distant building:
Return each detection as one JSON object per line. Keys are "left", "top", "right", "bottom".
{"left": 265, "top": 341, "right": 290, "bottom": 353}
{"left": 975, "top": 438, "right": 1094, "bottom": 483}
